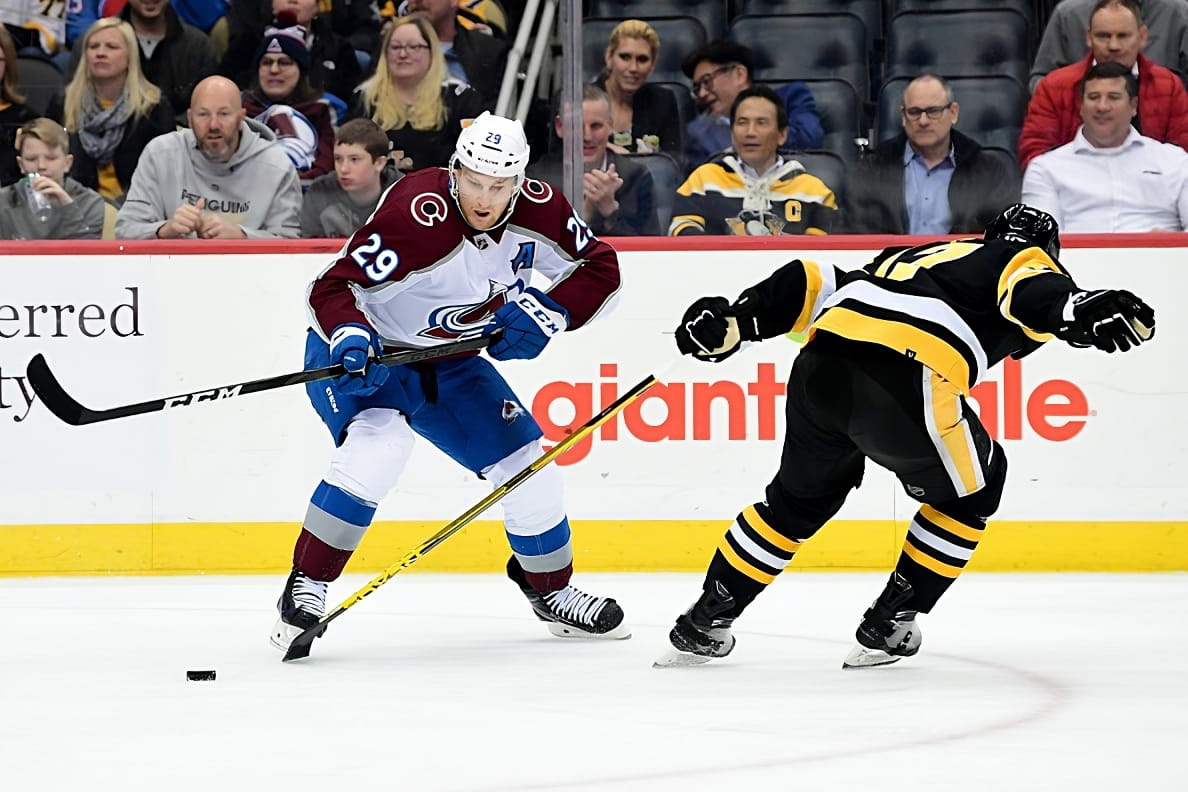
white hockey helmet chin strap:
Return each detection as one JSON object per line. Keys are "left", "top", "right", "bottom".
{"left": 449, "top": 111, "right": 530, "bottom": 230}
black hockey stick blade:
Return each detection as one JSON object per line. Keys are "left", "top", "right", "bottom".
{"left": 281, "top": 373, "right": 660, "bottom": 662}
{"left": 27, "top": 334, "right": 494, "bottom": 426}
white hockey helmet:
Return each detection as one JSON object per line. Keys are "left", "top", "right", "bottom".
{"left": 452, "top": 111, "right": 530, "bottom": 179}
{"left": 449, "top": 112, "right": 531, "bottom": 227}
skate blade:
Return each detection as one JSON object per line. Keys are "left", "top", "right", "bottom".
{"left": 547, "top": 622, "right": 632, "bottom": 640}
{"left": 652, "top": 648, "right": 716, "bottom": 668}
{"left": 841, "top": 644, "right": 902, "bottom": 669}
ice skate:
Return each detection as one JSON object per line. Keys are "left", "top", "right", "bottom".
{"left": 842, "top": 573, "right": 922, "bottom": 669}
{"left": 270, "top": 568, "right": 329, "bottom": 652}
{"left": 506, "top": 557, "right": 630, "bottom": 639}
{"left": 654, "top": 580, "right": 737, "bottom": 668}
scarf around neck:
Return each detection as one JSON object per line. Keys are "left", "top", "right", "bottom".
{"left": 78, "top": 88, "right": 135, "bottom": 165}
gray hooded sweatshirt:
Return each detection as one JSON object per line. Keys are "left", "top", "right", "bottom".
{"left": 115, "top": 117, "right": 302, "bottom": 239}
{"left": 0, "top": 177, "right": 105, "bottom": 240}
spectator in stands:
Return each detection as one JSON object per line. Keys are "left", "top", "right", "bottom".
{"left": 1022, "top": 62, "right": 1188, "bottom": 232}
{"left": 529, "top": 84, "right": 660, "bottom": 236}
{"left": 106, "top": 0, "right": 218, "bottom": 123}
{"left": 0, "top": 26, "right": 37, "bottom": 186}
{"left": 1019, "top": 0, "right": 1188, "bottom": 170}
{"left": 682, "top": 40, "right": 823, "bottom": 172}
{"left": 346, "top": 15, "right": 482, "bottom": 174}
{"left": 171, "top": 0, "right": 231, "bottom": 34}
{"left": 405, "top": 0, "right": 509, "bottom": 111}
{"left": 220, "top": 0, "right": 363, "bottom": 109}
{"left": 846, "top": 74, "right": 1019, "bottom": 235}
{"left": 0, "top": 117, "right": 105, "bottom": 240}
{"left": 2, "top": 4, "right": 66, "bottom": 58}
{"left": 1029, "top": 0, "right": 1188, "bottom": 92}
{"left": 670, "top": 85, "right": 837, "bottom": 236}
{"left": 301, "top": 117, "right": 401, "bottom": 237}
{"left": 592, "top": 19, "right": 682, "bottom": 163}
{"left": 242, "top": 14, "right": 335, "bottom": 187}
{"left": 52, "top": 19, "right": 175, "bottom": 205}
{"left": 115, "top": 75, "right": 301, "bottom": 238}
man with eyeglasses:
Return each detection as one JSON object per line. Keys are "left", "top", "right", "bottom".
{"left": 846, "top": 74, "right": 1019, "bottom": 235}
{"left": 405, "top": 0, "right": 509, "bottom": 111}
{"left": 680, "top": 40, "right": 822, "bottom": 172}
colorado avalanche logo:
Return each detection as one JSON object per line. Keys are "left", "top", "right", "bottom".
{"left": 419, "top": 279, "right": 511, "bottom": 340}
{"left": 502, "top": 399, "right": 527, "bottom": 423}
{"left": 520, "top": 178, "right": 553, "bottom": 204}
{"left": 411, "top": 192, "right": 449, "bottom": 226}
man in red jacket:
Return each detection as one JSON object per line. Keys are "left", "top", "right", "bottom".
{"left": 1018, "top": 0, "right": 1188, "bottom": 170}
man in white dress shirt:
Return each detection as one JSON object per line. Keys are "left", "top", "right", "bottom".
{"left": 1022, "top": 61, "right": 1188, "bottom": 232}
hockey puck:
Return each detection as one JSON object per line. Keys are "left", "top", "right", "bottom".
{"left": 186, "top": 670, "right": 216, "bottom": 682}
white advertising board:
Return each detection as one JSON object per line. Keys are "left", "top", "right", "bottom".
{"left": 0, "top": 246, "right": 1182, "bottom": 527}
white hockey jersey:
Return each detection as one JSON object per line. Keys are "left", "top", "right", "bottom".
{"left": 306, "top": 168, "right": 621, "bottom": 348}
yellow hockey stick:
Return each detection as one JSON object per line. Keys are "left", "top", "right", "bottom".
{"left": 283, "top": 373, "right": 659, "bottom": 661}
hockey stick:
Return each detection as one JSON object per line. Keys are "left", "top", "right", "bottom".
{"left": 282, "top": 373, "right": 659, "bottom": 662}
{"left": 25, "top": 334, "right": 495, "bottom": 426}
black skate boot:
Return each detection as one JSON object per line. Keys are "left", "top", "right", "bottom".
{"left": 653, "top": 580, "right": 737, "bottom": 668}
{"left": 506, "top": 556, "right": 630, "bottom": 639}
{"left": 269, "top": 568, "right": 329, "bottom": 652}
{"left": 842, "top": 572, "right": 922, "bottom": 669}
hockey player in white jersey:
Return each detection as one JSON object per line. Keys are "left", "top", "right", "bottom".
{"left": 270, "top": 112, "right": 630, "bottom": 652}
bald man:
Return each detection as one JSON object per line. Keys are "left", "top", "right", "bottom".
{"left": 115, "top": 75, "right": 302, "bottom": 239}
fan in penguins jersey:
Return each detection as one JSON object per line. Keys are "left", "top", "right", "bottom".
{"left": 271, "top": 111, "right": 627, "bottom": 652}
{"left": 656, "top": 203, "right": 1156, "bottom": 670}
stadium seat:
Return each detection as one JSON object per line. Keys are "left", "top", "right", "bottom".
{"left": 734, "top": 0, "right": 883, "bottom": 50}
{"left": 16, "top": 55, "right": 64, "bottom": 117}
{"left": 727, "top": 13, "right": 869, "bottom": 102}
{"left": 652, "top": 81, "right": 698, "bottom": 134}
{"left": 890, "top": 0, "right": 1035, "bottom": 45}
{"left": 884, "top": 10, "right": 1031, "bottom": 87}
{"left": 759, "top": 78, "right": 863, "bottom": 163}
{"left": 876, "top": 75, "right": 1026, "bottom": 154}
{"left": 586, "top": 0, "right": 729, "bottom": 41}
{"left": 782, "top": 148, "right": 847, "bottom": 207}
{"left": 583, "top": 16, "right": 709, "bottom": 84}
{"left": 623, "top": 152, "right": 683, "bottom": 233}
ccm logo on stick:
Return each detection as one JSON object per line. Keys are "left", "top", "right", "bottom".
{"left": 164, "top": 386, "right": 244, "bottom": 409}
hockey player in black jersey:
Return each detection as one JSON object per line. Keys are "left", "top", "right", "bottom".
{"left": 656, "top": 204, "right": 1155, "bottom": 669}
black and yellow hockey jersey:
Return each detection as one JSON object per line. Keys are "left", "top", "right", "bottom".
{"left": 736, "top": 238, "right": 1078, "bottom": 394}
{"left": 669, "top": 154, "right": 838, "bottom": 236}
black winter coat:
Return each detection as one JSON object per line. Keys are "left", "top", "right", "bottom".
{"left": 845, "top": 129, "right": 1021, "bottom": 234}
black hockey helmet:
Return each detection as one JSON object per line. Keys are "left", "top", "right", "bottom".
{"left": 984, "top": 203, "right": 1061, "bottom": 259}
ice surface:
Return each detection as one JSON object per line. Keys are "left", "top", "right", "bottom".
{"left": 2, "top": 572, "right": 1184, "bottom": 790}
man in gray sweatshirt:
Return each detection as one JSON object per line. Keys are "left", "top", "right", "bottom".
{"left": 116, "top": 75, "right": 302, "bottom": 239}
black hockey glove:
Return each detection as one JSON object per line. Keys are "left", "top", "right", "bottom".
{"left": 1054, "top": 289, "right": 1155, "bottom": 353}
{"left": 675, "top": 296, "right": 760, "bottom": 362}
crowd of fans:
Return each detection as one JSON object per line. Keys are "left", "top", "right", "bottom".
{"left": 0, "top": 0, "right": 1185, "bottom": 240}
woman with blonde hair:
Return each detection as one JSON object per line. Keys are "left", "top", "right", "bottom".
{"left": 50, "top": 18, "right": 174, "bottom": 204}
{"left": 0, "top": 26, "right": 37, "bottom": 186}
{"left": 347, "top": 15, "right": 483, "bottom": 174}
{"left": 594, "top": 19, "right": 682, "bottom": 162}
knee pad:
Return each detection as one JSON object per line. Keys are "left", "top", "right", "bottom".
{"left": 763, "top": 479, "right": 849, "bottom": 542}
{"left": 932, "top": 441, "right": 1007, "bottom": 525}
{"left": 323, "top": 408, "right": 416, "bottom": 504}
{"left": 484, "top": 441, "right": 566, "bottom": 537}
